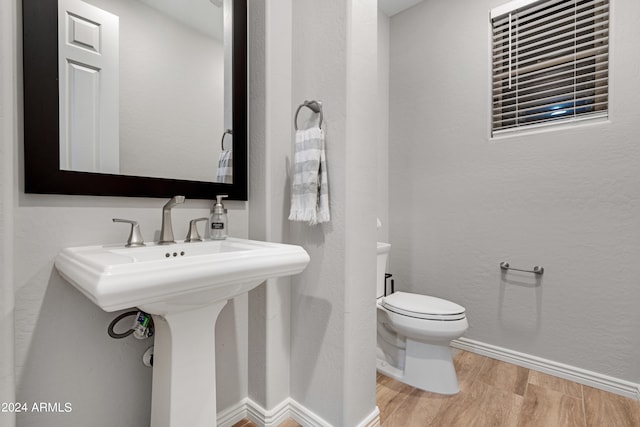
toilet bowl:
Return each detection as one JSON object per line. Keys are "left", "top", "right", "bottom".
{"left": 376, "top": 242, "right": 468, "bottom": 395}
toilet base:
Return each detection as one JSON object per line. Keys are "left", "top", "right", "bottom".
{"left": 377, "top": 340, "right": 460, "bottom": 395}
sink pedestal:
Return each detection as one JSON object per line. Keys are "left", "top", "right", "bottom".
{"left": 55, "top": 238, "right": 310, "bottom": 426}
{"left": 148, "top": 300, "right": 228, "bottom": 427}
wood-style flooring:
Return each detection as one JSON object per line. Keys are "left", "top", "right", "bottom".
{"left": 232, "top": 349, "right": 640, "bottom": 427}
{"left": 378, "top": 350, "right": 640, "bottom": 427}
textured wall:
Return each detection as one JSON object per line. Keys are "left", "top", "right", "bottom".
{"left": 377, "top": 12, "right": 390, "bottom": 243}
{"left": 289, "top": 0, "right": 378, "bottom": 425}
{"left": 388, "top": 0, "right": 640, "bottom": 383}
{"left": 12, "top": 198, "right": 249, "bottom": 426}
{"left": 246, "top": 0, "right": 294, "bottom": 411}
{"left": 0, "top": 1, "right": 16, "bottom": 426}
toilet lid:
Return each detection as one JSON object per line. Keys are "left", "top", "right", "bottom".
{"left": 381, "top": 291, "right": 466, "bottom": 321}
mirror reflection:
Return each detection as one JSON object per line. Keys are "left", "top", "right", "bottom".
{"left": 58, "top": 0, "right": 233, "bottom": 183}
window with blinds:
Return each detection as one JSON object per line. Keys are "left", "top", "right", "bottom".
{"left": 491, "top": 0, "right": 609, "bottom": 135}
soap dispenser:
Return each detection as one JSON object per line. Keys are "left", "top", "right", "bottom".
{"left": 210, "top": 195, "right": 228, "bottom": 240}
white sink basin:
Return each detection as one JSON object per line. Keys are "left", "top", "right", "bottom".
{"left": 55, "top": 237, "right": 310, "bottom": 427}
{"left": 55, "top": 237, "right": 310, "bottom": 314}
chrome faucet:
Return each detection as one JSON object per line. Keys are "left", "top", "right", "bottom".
{"left": 158, "top": 196, "right": 185, "bottom": 244}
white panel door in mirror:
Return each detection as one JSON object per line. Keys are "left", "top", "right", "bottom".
{"left": 58, "top": 0, "right": 119, "bottom": 174}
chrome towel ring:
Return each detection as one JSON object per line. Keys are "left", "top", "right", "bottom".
{"left": 294, "top": 100, "right": 323, "bottom": 130}
{"left": 221, "top": 129, "right": 232, "bottom": 150}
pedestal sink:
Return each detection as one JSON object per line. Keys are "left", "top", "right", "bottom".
{"left": 55, "top": 237, "right": 310, "bottom": 427}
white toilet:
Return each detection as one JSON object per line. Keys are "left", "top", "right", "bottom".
{"left": 376, "top": 242, "right": 468, "bottom": 395}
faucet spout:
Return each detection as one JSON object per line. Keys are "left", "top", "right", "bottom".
{"left": 159, "top": 196, "right": 185, "bottom": 244}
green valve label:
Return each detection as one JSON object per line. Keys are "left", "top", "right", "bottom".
{"left": 137, "top": 313, "right": 149, "bottom": 327}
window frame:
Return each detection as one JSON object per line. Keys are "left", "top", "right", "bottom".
{"left": 490, "top": 0, "right": 610, "bottom": 137}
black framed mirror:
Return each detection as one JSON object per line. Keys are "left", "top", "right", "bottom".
{"left": 22, "top": 0, "right": 247, "bottom": 200}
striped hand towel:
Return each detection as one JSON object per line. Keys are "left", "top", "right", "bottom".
{"left": 216, "top": 149, "right": 233, "bottom": 184}
{"left": 289, "top": 126, "right": 330, "bottom": 225}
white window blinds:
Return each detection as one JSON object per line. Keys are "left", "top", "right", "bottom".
{"left": 491, "top": 0, "right": 609, "bottom": 135}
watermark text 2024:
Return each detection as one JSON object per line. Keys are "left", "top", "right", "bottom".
{"left": 2, "top": 402, "right": 72, "bottom": 413}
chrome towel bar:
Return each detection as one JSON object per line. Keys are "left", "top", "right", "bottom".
{"left": 500, "top": 262, "right": 544, "bottom": 275}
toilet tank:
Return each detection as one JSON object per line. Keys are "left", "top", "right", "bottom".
{"left": 377, "top": 242, "right": 391, "bottom": 298}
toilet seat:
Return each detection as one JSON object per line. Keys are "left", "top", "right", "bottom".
{"left": 381, "top": 291, "right": 466, "bottom": 321}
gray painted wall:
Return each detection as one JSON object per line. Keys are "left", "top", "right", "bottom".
{"left": 289, "top": 1, "right": 379, "bottom": 425}
{"left": 377, "top": 12, "right": 390, "bottom": 243}
{"left": 1, "top": 2, "right": 17, "bottom": 426}
{"left": 246, "top": 0, "right": 295, "bottom": 411}
{"left": 12, "top": 198, "right": 249, "bottom": 427}
{"left": 388, "top": 0, "right": 640, "bottom": 384}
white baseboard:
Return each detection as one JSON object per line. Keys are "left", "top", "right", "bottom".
{"left": 217, "top": 398, "right": 251, "bottom": 427}
{"left": 452, "top": 337, "right": 640, "bottom": 400}
{"left": 217, "top": 398, "right": 380, "bottom": 427}
{"left": 355, "top": 407, "right": 381, "bottom": 427}
{"left": 215, "top": 397, "right": 294, "bottom": 427}
{"left": 246, "top": 398, "right": 292, "bottom": 427}
{"left": 286, "top": 398, "right": 331, "bottom": 426}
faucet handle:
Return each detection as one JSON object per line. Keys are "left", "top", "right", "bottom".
{"left": 185, "top": 217, "right": 208, "bottom": 242}
{"left": 112, "top": 219, "right": 146, "bottom": 247}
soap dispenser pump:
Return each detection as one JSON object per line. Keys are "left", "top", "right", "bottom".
{"left": 210, "top": 195, "right": 228, "bottom": 240}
